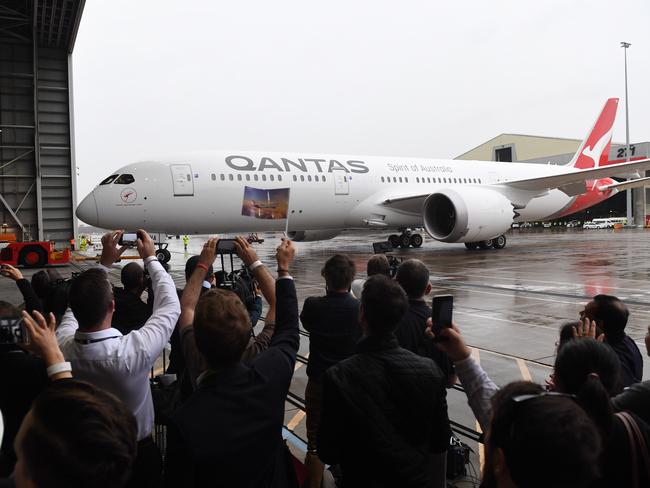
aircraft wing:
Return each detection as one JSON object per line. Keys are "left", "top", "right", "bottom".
{"left": 596, "top": 176, "right": 650, "bottom": 192}
{"left": 501, "top": 158, "right": 650, "bottom": 196}
{"left": 382, "top": 193, "right": 430, "bottom": 213}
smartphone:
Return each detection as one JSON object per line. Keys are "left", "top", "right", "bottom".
{"left": 431, "top": 295, "right": 453, "bottom": 340}
{"left": 118, "top": 232, "right": 138, "bottom": 247}
{"left": 216, "top": 238, "right": 237, "bottom": 254}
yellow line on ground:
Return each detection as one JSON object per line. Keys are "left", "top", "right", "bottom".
{"left": 516, "top": 358, "right": 533, "bottom": 381}
{"left": 287, "top": 410, "right": 306, "bottom": 431}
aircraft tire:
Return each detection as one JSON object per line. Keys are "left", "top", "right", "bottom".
{"left": 478, "top": 239, "right": 494, "bottom": 250}
{"left": 388, "top": 234, "right": 401, "bottom": 248}
{"left": 464, "top": 242, "right": 478, "bottom": 250}
{"left": 156, "top": 248, "right": 172, "bottom": 263}
{"left": 410, "top": 233, "right": 423, "bottom": 248}
{"left": 399, "top": 234, "right": 411, "bottom": 248}
{"left": 492, "top": 235, "right": 507, "bottom": 249}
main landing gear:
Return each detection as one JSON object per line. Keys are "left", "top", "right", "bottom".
{"left": 388, "top": 229, "right": 424, "bottom": 249}
{"left": 464, "top": 234, "right": 507, "bottom": 251}
{"left": 155, "top": 243, "right": 172, "bottom": 263}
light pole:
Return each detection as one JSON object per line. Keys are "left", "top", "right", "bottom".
{"left": 621, "top": 41, "right": 633, "bottom": 224}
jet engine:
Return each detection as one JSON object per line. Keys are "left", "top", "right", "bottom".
{"left": 422, "top": 188, "right": 514, "bottom": 243}
{"left": 288, "top": 230, "right": 342, "bottom": 242}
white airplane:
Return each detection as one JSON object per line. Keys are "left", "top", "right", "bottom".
{"left": 77, "top": 98, "right": 650, "bottom": 263}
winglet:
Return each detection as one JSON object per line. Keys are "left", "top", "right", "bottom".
{"left": 567, "top": 98, "right": 619, "bottom": 169}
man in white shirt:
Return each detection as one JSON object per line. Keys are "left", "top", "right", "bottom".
{"left": 350, "top": 254, "right": 391, "bottom": 298}
{"left": 56, "top": 230, "right": 180, "bottom": 488}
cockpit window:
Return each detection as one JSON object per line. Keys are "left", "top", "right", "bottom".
{"left": 114, "top": 174, "right": 135, "bottom": 184}
{"left": 100, "top": 175, "right": 118, "bottom": 185}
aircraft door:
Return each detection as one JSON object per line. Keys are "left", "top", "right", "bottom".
{"left": 334, "top": 174, "right": 350, "bottom": 195}
{"left": 171, "top": 164, "right": 194, "bottom": 196}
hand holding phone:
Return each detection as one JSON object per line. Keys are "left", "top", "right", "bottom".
{"left": 216, "top": 238, "right": 237, "bottom": 254}
{"left": 118, "top": 232, "right": 139, "bottom": 247}
{"left": 431, "top": 295, "right": 453, "bottom": 341}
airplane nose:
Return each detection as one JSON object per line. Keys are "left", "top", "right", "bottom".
{"left": 76, "top": 192, "right": 99, "bottom": 226}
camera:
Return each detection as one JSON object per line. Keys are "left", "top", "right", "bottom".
{"left": 215, "top": 266, "right": 257, "bottom": 310}
{"left": 0, "top": 317, "right": 28, "bottom": 345}
{"left": 372, "top": 241, "right": 403, "bottom": 278}
{"left": 118, "top": 231, "right": 141, "bottom": 247}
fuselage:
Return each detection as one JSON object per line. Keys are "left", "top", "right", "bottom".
{"left": 76, "top": 151, "right": 614, "bottom": 236}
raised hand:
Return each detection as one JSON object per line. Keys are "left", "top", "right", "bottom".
{"left": 136, "top": 229, "right": 156, "bottom": 260}
{"left": 425, "top": 319, "right": 472, "bottom": 362}
{"left": 276, "top": 238, "right": 295, "bottom": 272}
{"left": 572, "top": 317, "right": 604, "bottom": 342}
{"left": 0, "top": 264, "right": 23, "bottom": 281}
{"left": 234, "top": 236, "right": 258, "bottom": 266}
{"left": 20, "top": 310, "right": 65, "bottom": 366}
{"left": 199, "top": 237, "right": 219, "bottom": 268}
{"left": 100, "top": 230, "right": 128, "bottom": 267}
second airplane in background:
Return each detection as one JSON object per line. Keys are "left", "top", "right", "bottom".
{"left": 77, "top": 98, "right": 650, "bottom": 262}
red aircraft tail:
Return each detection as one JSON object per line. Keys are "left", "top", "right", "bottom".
{"left": 567, "top": 98, "right": 618, "bottom": 169}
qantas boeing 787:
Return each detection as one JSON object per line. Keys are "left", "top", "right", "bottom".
{"left": 76, "top": 98, "right": 650, "bottom": 262}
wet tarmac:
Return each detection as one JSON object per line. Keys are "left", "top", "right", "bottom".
{"left": 3, "top": 227, "right": 650, "bottom": 481}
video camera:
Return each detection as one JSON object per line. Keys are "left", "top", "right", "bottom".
{"left": 213, "top": 246, "right": 258, "bottom": 312}
{"left": 372, "top": 241, "right": 402, "bottom": 278}
{"left": 0, "top": 317, "right": 28, "bottom": 345}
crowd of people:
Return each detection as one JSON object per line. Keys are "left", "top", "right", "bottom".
{"left": 1, "top": 229, "right": 649, "bottom": 488}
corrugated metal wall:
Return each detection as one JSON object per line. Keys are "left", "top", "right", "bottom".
{"left": 0, "top": 23, "right": 75, "bottom": 245}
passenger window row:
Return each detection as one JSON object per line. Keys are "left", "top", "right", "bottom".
{"left": 380, "top": 176, "right": 482, "bottom": 184}
{"left": 211, "top": 173, "right": 328, "bottom": 183}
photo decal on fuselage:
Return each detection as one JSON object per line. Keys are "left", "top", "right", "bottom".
{"left": 241, "top": 186, "right": 290, "bottom": 220}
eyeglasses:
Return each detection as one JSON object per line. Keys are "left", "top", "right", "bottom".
{"left": 512, "top": 391, "right": 577, "bottom": 403}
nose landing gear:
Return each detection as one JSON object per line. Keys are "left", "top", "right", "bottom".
{"left": 388, "top": 229, "right": 424, "bottom": 249}
{"left": 155, "top": 243, "right": 172, "bottom": 263}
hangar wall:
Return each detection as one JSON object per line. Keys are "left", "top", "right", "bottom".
{"left": 0, "top": 1, "right": 84, "bottom": 245}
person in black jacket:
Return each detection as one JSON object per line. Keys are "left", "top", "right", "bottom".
{"left": 0, "top": 265, "right": 43, "bottom": 314}
{"left": 300, "top": 254, "right": 361, "bottom": 488}
{"left": 318, "top": 275, "right": 451, "bottom": 488}
{"left": 112, "top": 262, "right": 153, "bottom": 334}
{"left": 580, "top": 294, "right": 643, "bottom": 387}
{"left": 395, "top": 259, "right": 457, "bottom": 387}
{"left": 164, "top": 237, "right": 299, "bottom": 488}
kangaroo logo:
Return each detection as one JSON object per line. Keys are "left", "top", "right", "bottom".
{"left": 581, "top": 127, "right": 613, "bottom": 168}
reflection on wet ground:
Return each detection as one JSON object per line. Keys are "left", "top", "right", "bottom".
{"left": 2, "top": 227, "right": 649, "bottom": 477}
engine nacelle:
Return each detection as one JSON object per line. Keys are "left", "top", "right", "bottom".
{"left": 423, "top": 188, "right": 514, "bottom": 243}
{"left": 288, "top": 229, "right": 342, "bottom": 242}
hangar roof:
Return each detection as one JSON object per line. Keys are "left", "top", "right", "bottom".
{"left": 0, "top": 0, "right": 85, "bottom": 53}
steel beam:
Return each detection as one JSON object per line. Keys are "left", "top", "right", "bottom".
{"left": 33, "top": 1, "right": 44, "bottom": 240}
{"left": 0, "top": 192, "right": 26, "bottom": 234}
{"left": 15, "top": 181, "right": 35, "bottom": 213}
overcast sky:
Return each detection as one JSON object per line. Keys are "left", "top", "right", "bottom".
{"left": 72, "top": 0, "right": 650, "bottom": 199}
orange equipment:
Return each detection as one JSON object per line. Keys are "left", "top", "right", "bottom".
{"left": 0, "top": 241, "right": 71, "bottom": 267}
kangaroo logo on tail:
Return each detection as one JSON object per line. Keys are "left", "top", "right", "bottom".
{"left": 568, "top": 98, "right": 618, "bottom": 169}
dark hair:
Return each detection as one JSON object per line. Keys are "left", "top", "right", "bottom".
{"left": 0, "top": 300, "right": 19, "bottom": 317}
{"left": 68, "top": 269, "right": 114, "bottom": 329}
{"left": 486, "top": 381, "right": 601, "bottom": 488}
{"left": 20, "top": 380, "right": 137, "bottom": 488}
{"left": 366, "top": 255, "right": 391, "bottom": 277}
{"left": 321, "top": 254, "right": 356, "bottom": 291}
{"left": 361, "top": 275, "right": 408, "bottom": 335}
{"left": 120, "top": 262, "right": 144, "bottom": 291}
{"left": 592, "top": 295, "right": 629, "bottom": 343}
{"left": 185, "top": 255, "right": 213, "bottom": 282}
{"left": 557, "top": 321, "right": 578, "bottom": 350}
{"left": 395, "top": 259, "right": 430, "bottom": 298}
{"left": 554, "top": 339, "right": 621, "bottom": 438}
{"left": 31, "top": 270, "right": 51, "bottom": 299}
{"left": 193, "top": 288, "right": 251, "bottom": 369}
